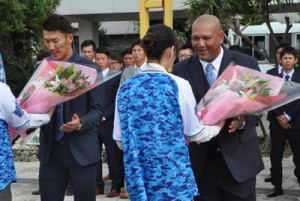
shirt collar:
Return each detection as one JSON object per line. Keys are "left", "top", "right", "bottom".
{"left": 278, "top": 65, "right": 283, "bottom": 74}
{"left": 134, "top": 61, "right": 147, "bottom": 70}
{"left": 199, "top": 47, "right": 224, "bottom": 72}
{"left": 142, "top": 63, "right": 168, "bottom": 73}
{"left": 282, "top": 69, "right": 294, "bottom": 79}
{"left": 102, "top": 68, "right": 110, "bottom": 78}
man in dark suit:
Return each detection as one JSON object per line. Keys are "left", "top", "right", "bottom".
{"left": 266, "top": 46, "right": 300, "bottom": 197}
{"left": 94, "top": 47, "right": 124, "bottom": 197}
{"left": 266, "top": 43, "right": 290, "bottom": 76}
{"left": 172, "top": 14, "right": 264, "bottom": 201}
{"left": 38, "top": 14, "right": 104, "bottom": 201}
{"left": 264, "top": 42, "right": 290, "bottom": 183}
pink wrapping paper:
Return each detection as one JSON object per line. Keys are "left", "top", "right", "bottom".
{"left": 198, "top": 65, "right": 286, "bottom": 125}
{"left": 18, "top": 59, "right": 97, "bottom": 113}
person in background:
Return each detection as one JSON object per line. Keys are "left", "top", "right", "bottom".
{"left": 117, "top": 40, "right": 147, "bottom": 199}
{"left": 228, "top": 45, "right": 247, "bottom": 54}
{"left": 264, "top": 42, "right": 290, "bottom": 184}
{"left": 95, "top": 46, "right": 124, "bottom": 198}
{"left": 119, "top": 39, "right": 147, "bottom": 85}
{"left": 34, "top": 51, "right": 50, "bottom": 68}
{"left": 81, "top": 39, "right": 96, "bottom": 62}
{"left": 178, "top": 42, "right": 194, "bottom": 62}
{"left": 39, "top": 14, "right": 104, "bottom": 201}
{"left": 172, "top": 14, "right": 264, "bottom": 201}
{"left": 121, "top": 48, "right": 134, "bottom": 70}
{"left": 266, "top": 46, "right": 300, "bottom": 198}
{"left": 95, "top": 46, "right": 111, "bottom": 78}
{"left": 113, "top": 23, "right": 224, "bottom": 201}
{"left": 0, "top": 82, "right": 51, "bottom": 201}
{"left": 110, "top": 54, "right": 123, "bottom": 71}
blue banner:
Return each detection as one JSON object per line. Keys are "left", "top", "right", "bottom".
{"left": 0, "top": 54, "right": 6, "bottom": 83}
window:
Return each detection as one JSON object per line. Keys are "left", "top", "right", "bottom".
{"left": 241, "top": 36, "right": 266, "bottom": 61}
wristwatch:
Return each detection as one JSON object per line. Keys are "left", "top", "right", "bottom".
{"left": 76, "top": 124, "right": 83, "bottom": 131}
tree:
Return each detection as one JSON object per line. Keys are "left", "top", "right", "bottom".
{"left": 183, "top": 0, "right": 295, "bottom": 63}
{"left": 0, "top": 0, "right": 60, "bottom": 95}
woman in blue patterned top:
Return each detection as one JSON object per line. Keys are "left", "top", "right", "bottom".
{"left": 113, "top": 24, "right": 225, "bottom": 201}
{"left": 0, "top": 82, "right": 51, "bottom": 201}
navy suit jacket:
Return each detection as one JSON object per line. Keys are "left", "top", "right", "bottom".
{"left": 99, "top": 70, "right": 121, "bottom": 129}
{"left": 39, "top": 53, "right": 105, "bottom": 166}
{"left": 267, "top": 68, "right": 300, "bottom": 130}
{"left": 172, "top": 48, "right": 264, "bottom": 183}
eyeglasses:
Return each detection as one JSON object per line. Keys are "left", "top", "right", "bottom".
{"left": 178, "top": 54, "right": 193, "bottom": 58}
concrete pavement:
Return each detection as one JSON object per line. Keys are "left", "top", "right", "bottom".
{"left": 11, "top": 157, "right": 300, "bottom": 201}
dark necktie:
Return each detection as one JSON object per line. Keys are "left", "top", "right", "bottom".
{"left": 285, "top": 75, "right": 290, "bottom": 82}
{"left": 205, "top": 63, "right": 216, "bottom": 86}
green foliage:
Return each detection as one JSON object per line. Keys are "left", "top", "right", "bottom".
{"left": 0, "top": 0, "right": 60, "bottom": 95}
{"left": 183, "top": 0, "right": 265, "bottom": 28}
{"left": 183, "top": 0, "right": 294, "bottom": 62}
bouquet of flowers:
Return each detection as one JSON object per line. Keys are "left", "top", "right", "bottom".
{"left": 197, "top": 65, "right": 290, "bottom": 125}
{"left": 18, "top": 59, "right": 120, "bottom": 114}
{"left": 9, "top": 58, "right": 120, "bottom": 140}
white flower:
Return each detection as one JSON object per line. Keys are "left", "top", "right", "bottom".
{"left": 32, "top": 77, "right": 46, "bottom": 88}
{"left": 47, "top": 74, "right": 61, "bottom": 91}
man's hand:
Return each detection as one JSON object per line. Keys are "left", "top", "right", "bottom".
{"left": 229, "top": 115, "right": 245, "bottom": 133}
{"left": 277, "top": 115, "right": 288, "bottom": 126}
{"left": 281, "top": 122, "right": 291, "bottom": 129}
{"left": 60, "top": 113, "right": 81, "bottom": 133}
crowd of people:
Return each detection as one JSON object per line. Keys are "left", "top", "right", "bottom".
{"left": 1, "top": 12, "right": 299, "bottom": 201}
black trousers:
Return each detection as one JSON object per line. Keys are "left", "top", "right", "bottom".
{"left": 0, "top": 184, "right": 12, "bottom": 201}
{"left": 194, "top": 153, "right": 256, "bottom": 201}
{"left": 270, "top": 128, "right": 300, "bottom": 186}
{"left": 96, "top": 126, "right": 124, "bottom": 189}
{"left": 39, "top": 142, "right": 97, "bottom": 201}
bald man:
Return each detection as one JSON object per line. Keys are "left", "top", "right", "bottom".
{"left": 173, "top": 14, "right": 264, "bottom": 201}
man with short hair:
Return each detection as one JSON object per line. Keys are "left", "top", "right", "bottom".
{"left": 266, "top": 46, "right": 300, "bottom": 198}
{"left": 122, "top": 48, "right": 134, "bottom": 69}
{"left": 120, "top": 40, "right": 147, "bottom": 85}
{"left": 178, "top": 42, "right": 194, "bottom": 62}
{"left": 95, "top": 46, "right": 124, "bottom": 198}
{"left": 81, "top": 39, "right": 96, "bottom": 62}
{"left": 39, "top": 14, "right": 104, "bottom": 201}
{"left": 110, "top": 54, "right": 123, "bottom": 71}
{"left": 264, "top": 42, "right": 290, "bottom": 183}
{"left": 173, "top": 14, "right": 264, "bottom": 201}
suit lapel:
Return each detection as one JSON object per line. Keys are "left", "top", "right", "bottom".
{"left": 291, "top": 69, "right": 300, "bottom": 83}
{"left": 218, "top": 48, "right": 235, "bottom": 76}
{"left": 187, "top": 55, "right": 209, "bottom": 102}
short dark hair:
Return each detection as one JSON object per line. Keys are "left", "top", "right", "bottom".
{"left": 81, "top": 39, "right": 96, "bottom": 51}
{"left": 228, "top": 45, "right": 247, "bottom": 54}
{"left": 36, "top": 51, "right": 50, "bottom": 61}
{"left": 179, "top": 42, "right": 194, "bottom": 52}
{"left": 43, "top": 14, "right": 73, "bottom": 34}
{"left": 276, "top": 43, "right": 290, "bottom": 53}
{"left": 95, "top": 46, "right": 110, "bottom": 57}
{"left": 280, "top": 46, "right": 298, "bottom": 59}
{"left": 122, "top": 48, "right": 132, "bottom": 57}
{"left": 142, "top": 24, "right": 178, "bottom": 61}
{"left": 131, "top": 39, "right": 145, "bottom": 51}
{"left": 110, "top": 54, "right": 123, "bottom": 63}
